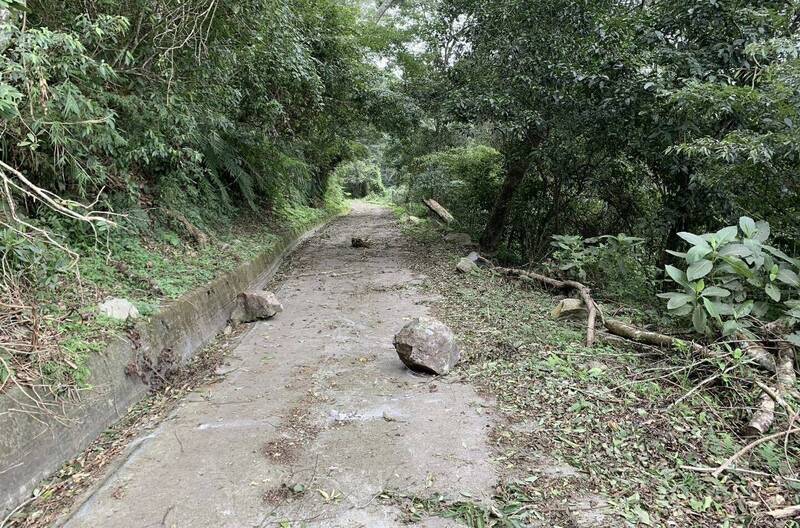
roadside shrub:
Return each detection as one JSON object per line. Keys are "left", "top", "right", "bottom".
{"left": 405, "top": 145, "right": 503, "bottom": 237}
{"left": 334, "top": 160, "right": 385, "bottom": 198}
{"left": 659, "top": 216, "right": 800, "bottom": 341}
{"left": 548, "top": 233, "right": 656, "bottom": 301}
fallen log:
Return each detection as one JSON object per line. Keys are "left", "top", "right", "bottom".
{"left": 422, "top": 198, "right": 454, "bottom": 224}
{"left": 499, "top": 267, "right": 598, "bottom": 347}
{"left": 743, "top": 390, "right": 776, "bottom": 436}
{"left": 735, "top": 333, "right": 776, "bottom": 373}
{"left": 603, "top": 319, "right": 708, "bottom": 357}
{"left": 767, "top": 504, "right": 800, "bottom": 520}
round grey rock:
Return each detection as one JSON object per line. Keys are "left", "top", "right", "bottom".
{"left": 393, "top": 316, "right": 460, "bottom": 375}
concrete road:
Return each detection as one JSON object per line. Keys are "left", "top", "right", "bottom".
{"left": 62, "top": 202, "right": 495, "bottom": 528}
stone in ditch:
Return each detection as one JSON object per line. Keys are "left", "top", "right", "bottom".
{"left": 98, "top": 298, "right": 140, "bottom": 321}
{"left": 551, "top": 298, "right": 587, "bottom": 320}
{"left": 231, "top": 291, "right": 283, "bottom": 324}
{"left": 457, "top": 257, "right": 479, "bottom": 273}
{"left": 393, "top": 316, "right": 460, "bottom": 375}
{"left": 444, "top": 232, "right": 472, "bottom": 246}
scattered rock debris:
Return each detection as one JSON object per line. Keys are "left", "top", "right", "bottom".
{"left": 98, "top": 298, "right": 140, "bottom": 321}
{"left": 230, "top": 290, "right": 283, "bottom": 324}
{"left": 351, "top": 236, "right": 371, "bottom": 248}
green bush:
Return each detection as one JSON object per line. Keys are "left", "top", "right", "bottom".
{"left": 548, "top": 233, "right": 656, "bottom": 302}
{"left": 659, "top": 216, "right": 800, "bottom": 341}
{"left": 334, "top": 160, "right": 385, "bottom": 198}
{"left": 406, "top": 145, "right": 503, "bottom": 237}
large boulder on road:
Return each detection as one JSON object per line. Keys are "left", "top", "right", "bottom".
{"left": 231, "top": 291, "right": 283, "bottom": 324}
{"left": 393, "top": 317, "right": 460, "bottom": 375}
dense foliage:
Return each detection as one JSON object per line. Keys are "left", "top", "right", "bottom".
{"left": 379, "top": 0, "right": 799, "bottom": 263}
{"left": 0, "top": 0, "right": 403, "bottom": 391}
{"left": 0, "top": 0, "right": 398, "bottom": 266}
{"left": 334, "top": 159, "right": 385, "bottom": 198}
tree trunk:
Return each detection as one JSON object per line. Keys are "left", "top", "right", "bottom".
{"left": 480, "top": 159, "right": 530, "bottom": 253}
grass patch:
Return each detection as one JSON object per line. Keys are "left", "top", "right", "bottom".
{"left": 1, "top": 200, "right": 341, "bottom": 397}
{"left": 396, "top": 212, "right": 799, "bottom": 527}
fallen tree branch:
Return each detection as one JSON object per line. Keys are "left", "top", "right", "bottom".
{"left": 735, "top": 332, "right": 776, "bottom": 373}
{"left": 767, "top": 504, "right": 800, "bottom": 520}
{"left": 712, "top": 427, "right": 800, "bottom": 478}
{"left": 743, "top": 389, "right": 776, "bottom": 437}
{"left": 603, "top": 318, "right": 708, "bottom": 357}
{"left": 499, "top": 267, "right": 598, "bottom": 347}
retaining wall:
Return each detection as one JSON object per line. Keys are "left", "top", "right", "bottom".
{"left": 0, "top": 218, "right": 331, "bottom": 515}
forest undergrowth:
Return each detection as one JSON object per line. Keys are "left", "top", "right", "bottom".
{"left": 396, "top": 212, "right": 799, "bottom": 528}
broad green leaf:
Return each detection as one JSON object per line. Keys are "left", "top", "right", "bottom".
{"left": 754, "top": 221, "right": 771, "bottom": 243}
{"left": 702, "top": 297, "right": 720, "bottom": 319}
{"left": 788, "top": 334, "right": 800, "bottom": 347}
{"left": 763, "top": 245, "right": 800, "bottom": 267}
{"left": 701, "top": 286, "right": 730, "bottom": 298}
{"left": 739, "top": 216, "right": 757, "bottom": 237}
{"left": 665, "top": 265, "right": 690, "bottom": 289}
{"left": 678, "top": 232, "right": 711, "bottom": 250}
{"left": 777, "top": 269, "right": 799, "bottom": 288}
{"left": 718, "top": 244, "right": 750, "bottom": 258}
{"left": 667, "top": 293, "right": 694, "bottom": 310}
{"left": 665, "top": 249, "right": 687, "bottom": 258}
{"left": 722, "top": 320, "right": 741, "bottom": 337}
{"left": 687, "top": 260, "right": 713, "bottom": 282}
{"left": 686, "top": 245, "right": 712, "bottom": 264}
{"left": 692, "top": 305, "right": 708, "bottom": 334}
{"left": 672, "top": 304, "right": 694, "bottom": 317}
{"left": 765, "top": 283, "right": 781, "bottom": 302}
{"left": 735, "top": 300, "right": 754, "bottom": 319}
{"left": 721, "top": 256, "right": 753, "bottom": 278}
{"left": 715, "top": 226, "right": 738, "bottom": 245}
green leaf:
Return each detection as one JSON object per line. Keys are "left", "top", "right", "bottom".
{"left": 678, "top": 232, "right": 711, "bottom": 250}
{"left": 671, "top": 304, "right": 694, "bottom": 317}
{"left": 667, "top": 293, "right": 694, "bottom": 310}
{"left": 763, "top": 245, "right": 799, "bottom": 267}
{"left": 701, "top": 286, "right": 730, "bottom": 298}
{"left": 715, "top": 226, "right": 738, "bottom": 245}
{"left": 722, "top": 320, "right": 741, "bottom": 337}
{"left": 718, "top": 244, "right": 750, "bottom": 258}
{"left": 665, "top": 249, "right": 687, "bottom": 259}
{"left": 787, "top": 334, "right": 800, "bottom": 347}
{"left": 702, "top": 297, "right": 720, "bottom": 320}
{"left": 765, "top": 283, "right": 781, "bottom": 302}
{"left": 686, "top": 245, "right": 712, "bottom": 264}
{"left": 692, "top": 305, "right": 708, "bottom": 334}
{"left": 777, "top": 269, "right": 800, "bottom": 288}
{"left": 739, "top": 216, "right": 757, "bottom": 237}
{"left": 721, "top": 256, "right": 753, "bottom": 278}
{"left": 665, "top": 265, "right": 690, "bottom": 289}
{"left": 734, "top": 300, "right": 754, "bottom": 319}
{"left": 687, "top": 260, "right": 713, "bottom": 282}
{"left": 754, "top": 221, "right": 771, "bottom": 243}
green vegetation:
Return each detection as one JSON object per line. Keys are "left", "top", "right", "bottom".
{"left": 2, "top": 0, "right": 800, "bottom": 523}
{"left": 396, "top": 220, "right": 800, "bottom": 526}
{"left": 334, "top": 159, "right": 385, "bottom": 198}
{"left": 0, "top": 0, "right": 385, "bottom": 392}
